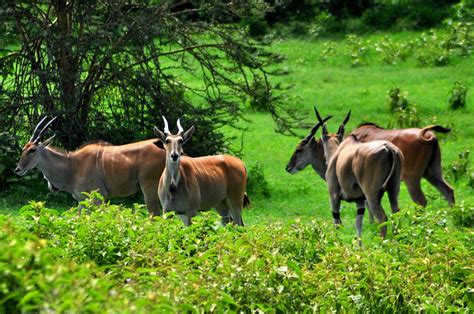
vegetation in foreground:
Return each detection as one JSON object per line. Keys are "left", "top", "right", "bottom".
{"left": 0, "top": 197, "right": 472, "bottom": 312}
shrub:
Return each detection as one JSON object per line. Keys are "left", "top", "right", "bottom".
{"left": 375, "top": 36, "right": 412, "bottom": 65}
{"left": 393, "top": 106, "right": 421, "bottom": 128}
{"left": 448, "top": 81, "right": 468, "bottom": 110}
{"left": 387, "top": 88, "right": 409, "bottom": 112}
{"left": 448, "top": 149, "right": 470, "bottom": 181}
{"left": 386, "top": 88, "right": 421, "bottom": 128}
{"left": 469, "top": 172, "right": 474, "bottom": 189}
{"left": 0, "top": 131, "right": 18, "bottom": 188}
{"left": 450, "top": 202, "right": 474, "bottom": 228}
{"left": 247, "top": 162, "right": 270, "bottom": 198}
{"left": 345, "top": 34, "right": 369, "bottom": 67}
{"left": 0, "top": 196, "right": 472, "bottom": 312}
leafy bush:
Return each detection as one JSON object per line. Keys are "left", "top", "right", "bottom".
{"left": 0, "top": 131, "right": 18, "bottom": 188}
{"left": 387, "top": 88, "right": 409, "bottom": 112}
{"left": 1, "top": 196, "right": 472, "bottom": 312}
{"left": 247, "top": 162, "right": 271, "bottom": 198}
{"left": 450, "top": 202, "right": 474, "bottom": 228}
{"left": 415, "top": 31, "right": 451, "bottom": 67}
{"left": 449, "top": 81, "right": 468, "bottom": 110}
{"left": 448, "top": 149, "right": 470, "bottom": 181}
{"left": 345, "top": 34, "right": 369, "bottom": 67}
{"left": 387, "top": 88, "right": 421, "bottom": 128}
{"left": 469, "top": 172, "right": 474, "bottom": 189}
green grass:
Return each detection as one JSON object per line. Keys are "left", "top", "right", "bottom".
{"left": 2, "top": 31, "right": 474, "bottom": 243}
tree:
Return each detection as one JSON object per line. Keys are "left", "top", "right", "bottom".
{"left": 0, "top": 0, "right": 292, "bottom": 156}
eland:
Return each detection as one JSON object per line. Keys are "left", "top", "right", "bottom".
{"left": 153, "top": 116, "right": 248, "bottom": 226}
{"left": 15, "top": 117, "right": 166, "bottom": 215}
{"left": 317, "top": 110, "right": 403, "bottom": 244}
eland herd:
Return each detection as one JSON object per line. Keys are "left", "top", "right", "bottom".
{"left": 15, "top": 109, "right": 454, "bottom": 244}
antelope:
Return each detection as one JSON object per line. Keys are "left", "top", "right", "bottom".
{"left": 153, "top": 116, "right": 248, "bottom": 226}
{"left": 287, "top": 108, "right": 454, "bottom": 208}
{"left": 15, "top": 117, "right": 166, "bottom": 215}
{"left": 352, "top": 123, "right": 454, "bottom": 207}
{"left": 318, "top": 110, "right": 403, "bottom": 244}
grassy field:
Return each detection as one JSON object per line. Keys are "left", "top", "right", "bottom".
{"left": 2, "top": 31, "right": 474, "bottom": 243}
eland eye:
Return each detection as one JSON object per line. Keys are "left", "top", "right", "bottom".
{"left": 178, "top": 139, "right": 183, "bottom": 144}
{"left": 29, "top": 148, "right": 37, "bottom": 154}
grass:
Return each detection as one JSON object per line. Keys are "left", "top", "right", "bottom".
{"left": 1, "top": 31, "right": 474, "bottom": 245}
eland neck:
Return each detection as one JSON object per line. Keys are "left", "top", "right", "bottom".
{"left": 36, "top": 147, "right": 74, "bottom": 192}
{"left": 163, "top": 156, "right": 181, "bottom": 194}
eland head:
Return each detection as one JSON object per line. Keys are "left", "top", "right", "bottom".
{"left": 15, "top": 116, "right": 57, "bottom": 176}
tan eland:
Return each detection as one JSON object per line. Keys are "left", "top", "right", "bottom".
{"left": 317, "top": 110, "right": 404, "bottom": 244}
{"left": 15, "top": 117, "right": 166, "bottom": 215}
{"left": 153, "top": 116, "right": 248, "bottom": 226}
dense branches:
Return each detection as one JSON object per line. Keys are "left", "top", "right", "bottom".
{"left": 0, "top": 1, "right": 291, "bottom": 155}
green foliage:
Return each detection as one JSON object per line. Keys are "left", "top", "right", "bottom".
{"left": 469, "top": 172, "right": 474, "bottom": 189}
{"left": 247, "top": 162, "right": 270, "bottom": 198}
{"left": 375, "top": 36, "right": 412, "bottom": 65}
{"left": 450, "top": 202, "right": 474, "bottom": 228}
{"left": 0, "top": 1, "right": 292, "bottom": 157}
{"left": 449, "top": 81, "right": 468, "bottom": 110}
{"left": 387, "top": 87, "right": 409, "bottom": 112}
{"left": 0, "top": 196, "right": 472, "bottom": 312}
{"left": 345, "top": 34, "right": 369, "bottom": 67}
{"left": 0, "top": 131, "right": 18, "bottom": 187}
{"left": 387, "top": 88, "right": 421, "bottom": 128}
{"left": 448, "top": 149, "right": 471, "bottom": 181}
{"left": 319, "top": 13, "right": 472, "bottom": 68}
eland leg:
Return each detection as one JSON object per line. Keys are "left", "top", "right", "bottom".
{"left": 366, "top": 197, "right": 388, "bottom": 238}
{"left": 141, "top": 184, "right": 161, "bottom": 217}
{"left": 179, "top": 214, "right": 192, "bottom": 226}
{"left": 423, "top": 145, "right": 455, "bottom": 206}
{"left": 215, "top": 201, "right": 232, "bottom": 225}
{"left": 424, "top": 171, "right": 455, "bottom": 206}
{"left": 225, "top": 199, "right": 244, "bottom": 227}
{"left": 330, "top": 196, "right": 342, "bottom": 226}
{"left": 405, "top": 179, "right": 427, "bottom": 207}
{"left": 355, "top": 199, "right": 366, "bottom": 246}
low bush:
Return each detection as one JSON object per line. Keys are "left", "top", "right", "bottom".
{"left": 0, "top": 196, "right": 471, "bottom": 312}
{"left": 449, "top": 81, "right": 468, "bottom": 110}
{"left": 450, "top": 202, "right": 474, "bottom": 228}
{"left": 448, "top": 149, "right": 470, "bottom": 181}
{"left": 246, "top": 162, "right": 271, "bottom": 198}
{"left": 387, "top": 88, "right": 409, "bottom": 112}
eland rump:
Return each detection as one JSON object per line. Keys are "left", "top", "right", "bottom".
{"left": 153, "top": 116, "right": 248, "bottom": 226}
{"left": 15, "top": 117, "right": 165, "bottom": 215}
{"left": 317, "top": 110, "right": 403, "bottom": 244}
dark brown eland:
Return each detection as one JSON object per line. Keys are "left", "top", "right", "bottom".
{"left": 317, "top": 110, "right": 404, "bottom": 244}
{"left": 15, "top": 117, "right": 166, "bottom": 216}
{"left": 287, "top": 108, "right": 454, "bottom": 209}
{"left": 154, "top": 116, "right": 248, "bottom": 226}
{"left": 352, "top": 123, "right": 454, "bottom": 207}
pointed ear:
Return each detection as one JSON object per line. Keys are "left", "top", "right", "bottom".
{"left": 337, "top": 125, "right": 345, "bottom": 142}
{"left": 153, "top": 139, "right": 164, "bottom": 149}
{"left": 153, "top": 126, "right": 167, "bottom": 142}
{"left": 182, "top": 126, "right": 195, "bottom": 144}
{"left": 42, "top": 135, "right": 56, "bottom": 147}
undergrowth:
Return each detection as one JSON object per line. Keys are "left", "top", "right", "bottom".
{"left": 0, "top": 194, "right": 472, "bottom": 312}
